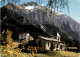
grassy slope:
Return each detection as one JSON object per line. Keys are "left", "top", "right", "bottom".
{"left": 35, "top": 51, "right": 79, "bottom": 57}
{"left": 0, "top": 47, "right": 79, "bottom": 57}
{"left": 0, "top": 48, "right": 1, "bottom": 56}
{"left": 17, "top": 51, "right": 79, "bottom": 57}
{"left": 9, "top": 51, "right": 79, "bottom": 57}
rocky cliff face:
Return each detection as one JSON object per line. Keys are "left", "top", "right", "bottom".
{"left": 3, "top": 2, "right": 80, "bottom": 41}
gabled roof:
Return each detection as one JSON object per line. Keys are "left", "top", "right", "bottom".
{"left": 39, "top": 36, "right": 61, "bottom": 43}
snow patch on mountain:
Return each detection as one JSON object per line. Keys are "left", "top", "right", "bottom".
{"left": 56, "top": 12, "right": 64, "bottom": 15}
{"left": 41, "top": 4, "right": 45, "bottom": 6}
{"left": 24, "top": 6, "right": 36, "bottom": 10}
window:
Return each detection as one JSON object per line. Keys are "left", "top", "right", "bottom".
{"left": 48, "top": 42, "right": 49, "bottom": 47}
{"left": 57, "top": 44, "right": 58, "bottom": 48}
{"left": 24, "top": 35, "right": 26, "bottom": 37}
{"left": 58, "top": 38, "right": 59, "bottom": 40}
{"left": 24, "top": 37, "right": 26, "bottom": 39}
{"left": 60, "top": 46, "right": 62, "bottom": 49}
{"left": 21, "top": 35, "right": 23, "bottom": 37}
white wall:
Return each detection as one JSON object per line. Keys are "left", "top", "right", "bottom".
{"left": 45, "top": 41, "right": 51, "bottom": 50}
{"left": 44, "top": 41, "right": 66, "bottom": 51}
{"left": 53, "top": 43, "right": 61, "bottom": 51}
{"left": 19, "top": 33, "right": 30, "bottom": 40}
{"left": 62, "top": 46, "right": 65, "bottom": 50}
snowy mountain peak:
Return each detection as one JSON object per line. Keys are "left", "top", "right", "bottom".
{"left": 18, "top": 2, "right": 38, "bottom": 10}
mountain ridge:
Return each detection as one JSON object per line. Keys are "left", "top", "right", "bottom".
{"left": 2, "top": 2, "right": 80, "bottom": 41}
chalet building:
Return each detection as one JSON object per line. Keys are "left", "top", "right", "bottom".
{"left": 19, "top": 33, "right": 34, "bottom": 42}
{"left": 36, "top": 33, "right": 66, "bottom": 51}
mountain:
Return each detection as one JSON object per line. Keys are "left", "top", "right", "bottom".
{"left": 1, "top": 2, "right": 80, "bottom": 48}
{"left": 8, "top": 2, "right": 80, "bottom": 41}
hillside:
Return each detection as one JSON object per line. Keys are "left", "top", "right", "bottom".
{"left": 1, "top": 6, "right": 50, "bottom": 40}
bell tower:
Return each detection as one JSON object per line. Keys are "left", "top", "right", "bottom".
{"left": 56, "top": 33, "right": 60, "bottom": 41}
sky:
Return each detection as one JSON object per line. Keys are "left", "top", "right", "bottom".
{"left": 0, "top": 0, "right": 80, "bottom": 23}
